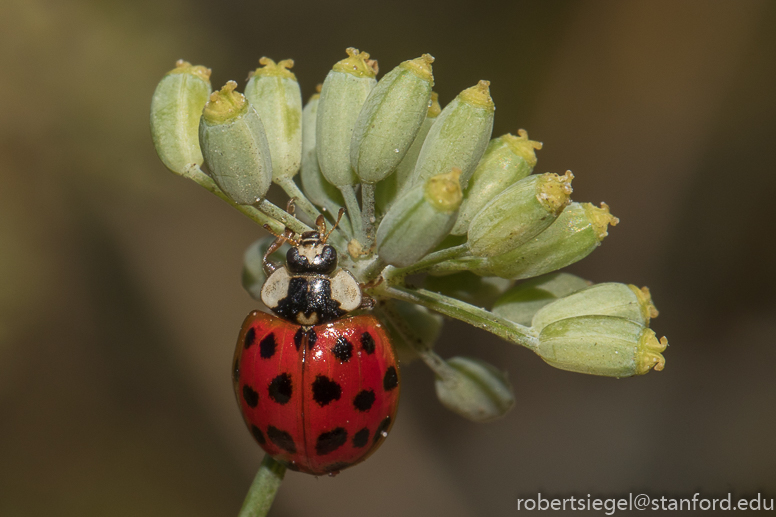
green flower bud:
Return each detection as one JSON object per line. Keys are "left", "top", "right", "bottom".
{"left": 379, "top": 300, "right": 444, "bottom": 364}
{"left": 244, "top": 57, "right": 302, "bottom": 182}
{"left": 532, "top": 283, "right": 659, "bottom": 331}
{"left": 408, "top": 80, "right": 495, "bottom": 190}
{"left": 492, "top": 273, "right": 590, "bottom": 326}
{"left": 376, "top": 168, "right": 463, "bottom": 267}
{"left": 537, "top": 315, "right": 668, "bottom": 377}
{"left": 241, "top": 236, "right": 288, "bottom": 300}
{"left": 376, "top": 92, "right": 441, "bottom": 212}
{"left": 316, "top": 48, "right": 378, "bottom": 187}
{"left": 424, "top": 272, "right": 512, "bottom": 309}
{"left": 452, "top": 130, "right": 543, "bottom": 235}
{"left": 434, "top": 356, "right": 515, "bottom": 422}
{"left": 150, "top": 60, "right": 212, "bottom": 174}
{"left": 476, "top": 202, "right": 619, "bottom": 279}
{"left": 351, "top": 54, "right": 435, "bottom": 184}
{"left": 300, "top": 89, "right": 347, "bottom": 211}
{"left": 467, "top": 171, "right": 573, "bottom": 257}
{"left": 199, "top": 81, "right": 273, "bottom": 205}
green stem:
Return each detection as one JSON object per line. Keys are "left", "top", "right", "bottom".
{"left": 361, "top": 182, "right": 376, "bottom": 247}
{"left": 384, "top": 244, "right": 471, "bottom": 282}
{"left": 277, "top": 178, "right": 352, "bottom": 246}
{"left": 255, "top": 199, "right": 312, "bottom": 235}
{"left": 339, "top": 185, "right": 366, "bottom": 244}
{"left": 378, "top": 284, "right": 539, "bottom": 350}
{"left": 181, "top": 166, "right": 286, "bottom": 234}
{"left": 238, "top": 455, "right": 286, "bottom": 517}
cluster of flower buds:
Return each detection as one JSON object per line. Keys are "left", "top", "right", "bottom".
{"left": 151, "top": 48, "right": 669, "bottom": 423}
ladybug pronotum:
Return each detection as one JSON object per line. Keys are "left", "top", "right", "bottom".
{"left": 232, "top": 209, "right": 399, "bottom": 476}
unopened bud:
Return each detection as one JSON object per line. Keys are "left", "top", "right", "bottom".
{"left": 537, "top": 315, "right": 667, "bottom": 377}
{"left": 241, "top": 236, "right": 288, "bottom": 300}
{"left": 316, "top": 48, "right": 378, "bottom": 187}
{"left": 468, "top": 172, "right": 573, "bottom": 257}
{"left": 375, "top": 169, "right": 462, "bottom": 267}
{"left": 453, "top": 130, "right": 542, "bottom": 235}
{"left": 380, "top": 300, "right": 444, "bottom": 364}
{"left": 424, "top": 272, "right": 512, "bottom": 309}
{"left": 351, "top": 54, "right": 434, "bottom": 184}
{"left": 150, "top": 60, "right": 212, "bottom": 174}
{"left": 492, "top": 273, "right": 590, "bottom": 326}
{"left": 244, "top": 57, "right": 302, "bottom": 181}
{"left": 532, "top": 283, "right": 659, "bottom": 331}
{"left": 199, "top": 81, "right": 273, "bottom": 204}
{"left": 434, "top": 356, "right": 515, "bottom": 422}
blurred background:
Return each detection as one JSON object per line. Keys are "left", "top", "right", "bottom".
{"left": 1, "top": 0, "right": 774, "bottom": 515}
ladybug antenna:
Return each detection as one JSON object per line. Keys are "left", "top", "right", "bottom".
{"left": 262, "top": 224, "right": 298, "bottom": 274}
{"left": 286, "top": 198, "right": 296, "bottom": 216}
{"left": 315, "top": 214, "right": 327, "bottom": 239}
{"left": 322, "top": 208, "right": 346, "bottom": 244}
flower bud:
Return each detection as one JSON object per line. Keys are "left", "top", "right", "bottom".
{"left": 478, "top": 202, "right": 619, "bottom": 279}
{"left": 532, "top": 283, "right": 659, "bottom": 331}
{"left": 434, "top": 356, "right": 515, "bottom": 422}
{"left": 376, "top": 92, "right": 441, "bottom": 212}
{"left": 408, "top": 81, "right": 494, "bottom": 191}
{"left": 241, "top": 236, "right": 288, "bottom": 300}
{"left": 492, "top": 273, "right": 590, "bottom": 326}
{"left": 244, "top": 57, "right": 303, "bottom": 182}
{"left": 375, "top": 168, "right": 463, "bottom": 267}
{"left": 537, "top": 316, "right": 667, "bottom": 377}
{"left": 379, "top": 300, "right": 444, "bottom": 364}
{"left": 150, "top": 60, "right": 212, "bottom": 174}
{"left": 424, "top": 272, "right": 511, "bottom": 309}
{"left": 452, "top": 130, "right": 542, "bottom": 235}
{"left": 199, "top": 81, "right": 273, "bottom": 205}
{"left": 316, "top": 48, "right": 378, "bottom": 187}
{"left": 351, "top": 54, "right": 434, "bottom": 184}
{"left": 467, "top": 171, "right": 573, "bottom": 257}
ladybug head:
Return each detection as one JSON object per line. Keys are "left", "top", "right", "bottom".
{"left": 287, "top": 234, "right": 338, "bottom": 274}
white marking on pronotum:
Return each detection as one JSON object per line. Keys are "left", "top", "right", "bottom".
{"left": 329, "top": 269, "right": 362, "bottom": 311}
{"left": 261, "top": 267, "right": 291, "bottom": 309}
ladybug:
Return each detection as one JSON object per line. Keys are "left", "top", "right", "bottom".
{"left": 232, "top": 209, "right": 399, "bottom": 476}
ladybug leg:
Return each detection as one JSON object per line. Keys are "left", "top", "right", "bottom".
{"left": 357, "top": 276, "right": 383, "bottom": 310}
{"left": 262, "top": 225, "right": 298, "bottom": 275}
{"left": 321, "top": 208, "right": 346, "bottom": 244}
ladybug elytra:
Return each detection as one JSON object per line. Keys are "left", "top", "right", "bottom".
{"left": 232, "top": 209, "right": 399, "bottom": 476}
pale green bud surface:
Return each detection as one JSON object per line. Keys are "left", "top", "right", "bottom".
{"left": 468, "top": 171, "right": 573, "bottom": 257}
{"left": 351, "top": 54, "right": 434, "bottom": 184}
{"left": 492, "top": 273, "right": 590, "bottom": 326}
{"left": 244, "top": 58, "right": 303, "bottom": 182}
{"left": 300, "top": 90, "right": 346, "bottom": 210}
{"left": 380, "top": 300, "right": 444, "bottom": 364}
{"left": 241, "top": 236, "right": 288, "bottom": 300}
{"left": 480, "top": 202, "right": 619, "bottom": 279}
{"left": 199, "top": 81, "right": 273, "bottom": 205}
{"left": 409, "top": 81, "right": 495, "bottom": 190}
{"left": 150, "top": 60, "right": 212, "bottom": 174}
{"left": 435, "top": 356, "right": 515, "bottom": 422}
{"left": 452, "top": 130, "right": 543, "bottom": 235}
{"left": 424, "top": 272, "right": 512, "bottom": 309}
{"left": 376, "top": 168, "right": 463, "bottom": 267}
{"left": 376, "top": 92, "right": 441, "bottom": 212}
{"left": 316, "top": 48, "right": 378, "bottom": 187}
{"left": 537, "top": 315, "right": 667, "bottom": 377}
{"left": 532, "top": 283, "right": 660, "bottom": 331}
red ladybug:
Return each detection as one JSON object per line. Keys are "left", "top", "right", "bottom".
{"left": 232, "top": 211, "right": 399, "bottom": 475}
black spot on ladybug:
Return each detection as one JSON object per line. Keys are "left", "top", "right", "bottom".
{"left": 251, "top": 425, "right": 266, "bottom": 445}
{"left": 307, "top": 327, "right": 318, "bottom": 350}
{"left": 352, "top": 428, "right": 370, "bottom": 448}
{"left": 323, "top": 461, "right": 351, "bottom": 473}
{"left": 373, "top": 416, "right": 392, "bottom": 445}
{"left": 244, "top": 327, "right": 256, "bottom": 349}
{"left": 312, "top": 375, "right": 341, "bottom": 407}
{"left": 332, "top": 336, "right": 353, "bottom": 362}
{"left": 383, "top": 366, "right": 398, "bottom": 391}
{"left": 242, "top": 385, "right": 259, "bottom": 408}
{"left": 353, "top": 389, "right": 375, "bottom": 412}
{"left": 284, "top": 461, "right": 300, "bottom": 472}
{"left": 268, "top": 373, "right": 293, "bottom": 404}
{"left": 361, "top": 332, "right": 375, "bottom": 354}
{"left": 316, "top": 427, "right": 347, "bottom": 455}
{"left": 260, "top": 333, "right": 277, "bottom": 358}
{"left": 294, "top": 327, "right": 304, "bottom": 351}
{"left": 267, "top": 426, "right": 296, "bottom": 453}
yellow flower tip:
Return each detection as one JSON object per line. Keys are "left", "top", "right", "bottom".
{"left": 636, "top": 330, "right": 668, "bottom": 374}
{"left": 315, "top": 83, "right": 323, "bottom": 93}
{"left": 503, "top": 129, "right": 543, "bottom": 167}
{"left": 169, "top": 59, "right": 212, "bottom": 82}
{"left": 424, "top": 167, "right": 464, "bottom": 213}
{"left": 536, "top": 171, "right": 574, "bottom": 215}
{"left": 428, "top": 91, "right": 442, "bottom": 117}
{"left": 459, "top": 80, "right": 494, "bottom": 110}
{"left": 251, "top": 57, "right": 296, "bottom": 80}
{"left": 203, "top": 80, "right": 246, "bottom": 124}
{"left": 583, "top": 202, "right": 619, "bottom": 242}
{"left": 334, "top": 48, "right": 378, "bottom": 78}
{"left": 400, "top": 54, "right": 435, "bottom": 84}
{"left": 629, "top": 285, "right": 660, "bottom": 321}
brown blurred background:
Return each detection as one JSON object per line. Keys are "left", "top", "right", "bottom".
{"left": 1, "top": 0, "right": 774, "bottom": 515}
